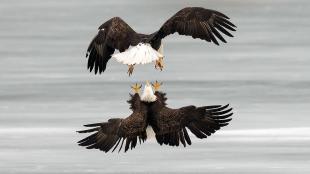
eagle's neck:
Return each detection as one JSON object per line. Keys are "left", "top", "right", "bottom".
{"left": 141, "top": 85, "right": 157, "bottom": 103}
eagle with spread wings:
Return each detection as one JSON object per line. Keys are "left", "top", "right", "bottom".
{"left": 77, "top": 82, "right": 233, "bottom": 152}
{"left": 86, "top": 7, "right": 236, "bottom": 76}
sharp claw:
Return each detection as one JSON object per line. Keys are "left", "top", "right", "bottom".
{"left": 155, "top": 63, "right": 159, "bottom": 70}
{"left": 152, "top": 80, "right": 162, "bottom": 91}
{"left": 155, "top": 57, "right": 164, "bottom": 71}
{"left": 127, "top": 65, "right": 134, "bottom": 76}
{"left": 131, "top": 83, "right": 142, "bottom": 93}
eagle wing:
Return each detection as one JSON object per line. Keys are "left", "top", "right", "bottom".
{"left": 152, "top": 93, "right": 233, "bottom": 147}
{"left": 77, "top": 94, "right": 148, "bottom": 152}
{"left": 86, "top": 17, "right": 137, "bottom": 74}
{"left": 153, "top": 7, "right": 236, "bottom": 45}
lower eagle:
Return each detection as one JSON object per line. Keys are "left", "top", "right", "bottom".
{"left": 77, "top": 81, "right": 233, "bottom": 152}
{"left": 86, "top": 7, "right": 236, "bottom": 76}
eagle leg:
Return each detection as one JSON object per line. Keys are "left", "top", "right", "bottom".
{"left": 127, "top": 64, "right": 135, "bottom": 76}
{"left": 155, "top": 57, "right": 164, "bottom": 71}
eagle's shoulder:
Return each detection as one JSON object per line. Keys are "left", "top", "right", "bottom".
{"left": 127, "top": 93, "right": 140, "bottom": 111}
{"left": 98, "top": 17, "right": 134, "bottom": 33}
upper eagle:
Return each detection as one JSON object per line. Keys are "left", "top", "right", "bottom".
{"left": 86, "top": 7, "right": 237, "bottom": 76}
{"left": 77, "top": 81, "right": 233, "bottom": 152}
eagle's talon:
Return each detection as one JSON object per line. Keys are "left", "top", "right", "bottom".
{"left": 151, "top": 80, "right": 163, "bottom": 91}
{"left": 127, "top": 64, "right": 135, "bottom": 76}
{"left": 155, "top": 57, "right": 164, "bottom": 71}
{"left": 131, "top": 83, "right": 142, "bottom": 93}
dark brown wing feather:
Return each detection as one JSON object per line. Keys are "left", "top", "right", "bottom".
{"left": 98, "top": 17, "right": 137, "bottom": 51}
{"left": 77, "top": 94, "right": 148, "bottom": 152}
{"left": 86, "top": 17, "right": 137, "bottom": 74}
{"left": 151, "top": 94, "right": 233, "bottom": 147}
{"left": 154, "top": 7, "right": 236, "bottom": 45}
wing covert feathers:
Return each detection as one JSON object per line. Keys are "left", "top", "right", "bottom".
{"left": 154, "top": 7, "right": 236, "bottom": 45}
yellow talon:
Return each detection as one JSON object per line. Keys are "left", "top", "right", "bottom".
{"left": 151, "top": 80, "right": 163, "bottom": 91}
{"left": 131, "top": 83, "right": 142, "bottom": 93}
{"left": 155, "top": 57, "right": 164, "bottom": 71}
{"left": 127, "top": 64, "right": 135, "bottom": 76}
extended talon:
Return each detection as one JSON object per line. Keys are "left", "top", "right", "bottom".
{"left": 131, "top": 83, "right": 142, "bottom": 93}
{"left": 151, "top": 80, "right": 163, "bottom": 91}
{"left": 127, "top": 64, "right": 135, "bottom": 76}
{"left": 155, "top": 57, "right": 164, "bottom": 71}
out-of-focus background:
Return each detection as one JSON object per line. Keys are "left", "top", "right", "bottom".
{"left": 0, "top": 0, "right": 309, "bottom": 173}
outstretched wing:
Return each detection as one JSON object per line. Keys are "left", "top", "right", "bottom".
{"left": 77, "top": 94, "right": 148, "bottom": 152}
{"left": 152, "top": 104, "right": 233, "bottom": 147}
{"left": 153, "top": 7, "right": 236, "bottom": 45}
{"left": 86, "top": 17, "right": 137, "bottom": 74}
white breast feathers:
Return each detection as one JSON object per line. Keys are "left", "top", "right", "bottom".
{"left": 112, "top": 43, "right": 163, "bottom": 65}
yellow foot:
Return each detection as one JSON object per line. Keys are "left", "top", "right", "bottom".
{"left": 155, "top": 57, "right": 164, "bottom": 71}
{"left": 151, "top": 81, "right": 163, "bottom": 91}
{"left": 127, "top": 64, "right": 135, "bottom": 76}
{"left": 131, "top": 83, "right": 142, "bottom": 94}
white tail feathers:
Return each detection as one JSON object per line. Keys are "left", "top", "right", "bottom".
{"left": 112, "top": 43, "right": 163, "bottom": 65}
{"left": 141, "top": 84, "right": 157, "bottom": 102}
{"left": 146, "top": 126, "right": 155, "bottom": 139}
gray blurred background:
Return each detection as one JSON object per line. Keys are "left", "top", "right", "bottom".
{"left": 0, "top": 0, "right": 309, "bottom": 173}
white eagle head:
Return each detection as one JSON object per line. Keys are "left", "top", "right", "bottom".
{"left": 141, "top": 81, "right": 157, "bottom": 103}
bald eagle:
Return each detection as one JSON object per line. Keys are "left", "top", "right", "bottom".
{"left": 86, "top": 7, "right": 236, "bottom": 76}
{"left": 77, "top": 82, "right": 233, "bottom": 152}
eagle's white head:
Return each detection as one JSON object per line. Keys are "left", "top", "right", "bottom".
{"left": 141, "top": 81, "right": 157, "bottom": 102}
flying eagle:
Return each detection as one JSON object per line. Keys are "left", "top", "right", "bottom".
{"left": 86, "top": 7, "right": 236, "bottom": 76}
{"left": 77, "top": 82, "right": 233, "bottom": 152}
